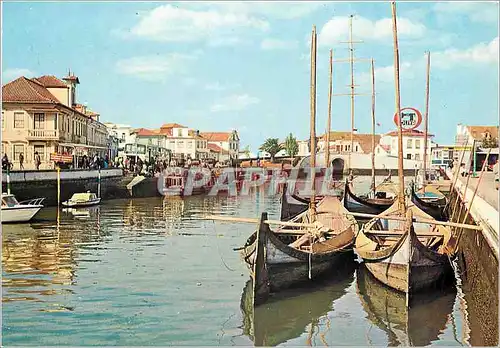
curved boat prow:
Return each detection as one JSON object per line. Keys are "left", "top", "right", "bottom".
{"left": 252, "top": 212, "right": 270, "bottom": 307}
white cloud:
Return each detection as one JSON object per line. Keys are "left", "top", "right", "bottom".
{"left": 115, "top": 53, "right": 199, "bottom": 81}
{"left": 433, "top": 2, "right": 499, "bottom": 23}
{"left": 2, "top": 68, "right": 36, "bottom": 83}
{"left": 127, "top": 4, "right": 269, "bottom": 43}
{"left": 261, "top": 38, "right": 298, "bottom": 50}
{"left": 210, "top": 94, "right": 260, "bottom": 112}
{"left": 319, "top": 15, "right": 427, "bottom": 46}
{"left": 433, "top": 37, "right": 499, "bottom": 69}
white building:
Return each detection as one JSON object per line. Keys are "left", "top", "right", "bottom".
{"left": 455, "top": 124, "right": 499, "bottom": 168}
{"left": 200, "top": 130, "right": 240, "bottom": 162}
{"left": 379, "top": 129, "right": 436, "bottom": 164}
{"left": 103, "top": 122, "right": 134, "bottom": 156}
{"left": 160, "top": 123, "right": 208, "bottom": 160}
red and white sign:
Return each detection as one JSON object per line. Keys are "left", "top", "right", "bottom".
{"left": 50, "top": 153, "right": 73, "bottom": 163}
{"left": 393, "top": 107, "right": 422, "bottom": 130}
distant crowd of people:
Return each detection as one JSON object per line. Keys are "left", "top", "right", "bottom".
{"left": 2, "top": 152, "right": 41, "bottom": 171}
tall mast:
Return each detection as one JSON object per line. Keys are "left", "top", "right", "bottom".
{"left": 422, "top": 51, "right": 431, "bottom": 192}
{"left": 391, "top": 1, "right": 405, "bottom": 212}
{"left": 371, "top": 58, "right": 376, "bottom": 197}
{"left": 325, "top": 49, "right": 333, "bottom": 168}
{"left": 309, "top": 25, "right": 317, "bottom": 218}
{"left": 348, "top": 15, "right": 355, "bottom": 171}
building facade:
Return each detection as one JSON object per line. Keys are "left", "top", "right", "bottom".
{"left": 2, "top": 73, "right": 108, "bottom": 170}
{"left": 455, "top": 124, "right": 499, "bottom": 170}
{"left": 200, "top": 130, "right": 240, "bottom": 161}
{"left": 379, "top": 129, "right": 435, "bottom": 163}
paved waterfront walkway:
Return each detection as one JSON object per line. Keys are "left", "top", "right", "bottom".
{"left": 458, "top": 172, "right": 498, "bottom": 211}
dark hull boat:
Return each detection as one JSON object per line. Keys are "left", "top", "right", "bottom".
{"left": 240, "top": 197, "right": 358, "bottom": 306}
{"left": 356, "top": 265, "right": 457, "bottom": 347}
{"left": 410, "top": 185, "right": 448, "bottom": 221}
{"left": 354, "top": 200, "right": 454, "bottom": 300}
{"left": 280, "top": 183, "right": 314, "bottom": 221}
{"left": 240, "top": 263, "right": 355, "bottom": 346}
{"left": 342, "top": 181, "right": 395, "bottom": 216}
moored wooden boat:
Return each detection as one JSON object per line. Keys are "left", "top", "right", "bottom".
{"left": 240, "top": 262, "right": 355, "bottom": 346}
{"left": 356, "top": 264, "right": 457, "bottom": 346}
{"left": 354, "top": 199, "right": 454, "bottom": 298}
{"left": 280, "top": 183, "right": 321, "bottom": 221}
{"left": 410, "top": 184, "right": 448, "bottom": 221}
{"left": 240, "top": 196, "right": 358, "bottom": 306}
{"left": 343, "top": 179, "right": 395, "bottom": 216}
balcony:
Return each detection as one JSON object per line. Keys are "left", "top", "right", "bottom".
{"left": 27, "top": 129, "right": 59, "bottom": 140}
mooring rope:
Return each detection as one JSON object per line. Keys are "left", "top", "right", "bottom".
{"left": 211, "top": 221, "right": 236, "bottom": 272}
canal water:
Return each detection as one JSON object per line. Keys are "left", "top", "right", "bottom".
{"left": 1, "top": 176, "right": 494, "bottom": 346}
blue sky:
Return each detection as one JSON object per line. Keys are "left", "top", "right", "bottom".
{"left": 2, "top": 1, "right": 499, "bottom": 151}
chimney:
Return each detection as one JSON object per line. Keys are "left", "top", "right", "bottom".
{"left": 62, "top": 69, "right": 80, "bottom": 107}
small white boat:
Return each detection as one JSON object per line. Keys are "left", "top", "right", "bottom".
{"left": 1, "top": 194, "right": 45, "bottom": 223}
{"left": 62, "top": 192, "right": 101, "bottom": 207}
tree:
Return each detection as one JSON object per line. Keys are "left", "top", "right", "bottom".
{"left": 481, "top": 136, "right": 498, "bottom": 148}
{"left": 242, "top": 145, "right": 251, "bottom": 158}
{"left": 284, "top": 133, "right": 299, "bottom": 159}
{"left": 259, "top": 138, "right": 283, "bottom": 162}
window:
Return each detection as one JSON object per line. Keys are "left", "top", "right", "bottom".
{"left": 355, "top": 145, "right": 359, "bottom": 152}
{"left": 187, "top": 141, "right": 193, "bottom": 149}
{"left": 14, "top": 112, "right": 24, "bottom": 128}
{"left": 406, "top": 154, "right": 412, "bottom": 159}
{"left": 34, "top": 113, "right": 45, "bottom": 129}
{"left": 13, "top": 144, "right": 24, "bottom": 160}
{"left": 34, "top": 145, "right": 45, "bottom": 161}
{"left": 414, "top": 154, "right": 421, "bottom": 160}
{"left": 1, "top": 143, "right": 4, "bottom": 155}
{"left": 406, "top": 139, "right": 412, "bottom": 149}
{"left": 178, "top": 141, "right": 184, "bottom": 148}
{"left": 415, "top": 139, "right": 421, "bottom": 149}
{"left": 1, "top": 111, "right": 4, "bottom": 129}
{"left": 54, "top": 113, "right": 58, "bottom": 130}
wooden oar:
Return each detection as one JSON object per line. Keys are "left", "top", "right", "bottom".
{"left": 343, "top": 211, "right": 483, "bottom": 231}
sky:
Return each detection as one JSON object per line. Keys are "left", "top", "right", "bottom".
{"left": 2, "top": 1, "right": 499, "bottom": 151}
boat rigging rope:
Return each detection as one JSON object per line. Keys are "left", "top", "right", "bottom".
{"left": 308, "top": 234, "right": 312, "bottom": 279}
{"left": 211, "top": 221, "right": 236, "bottom": 272}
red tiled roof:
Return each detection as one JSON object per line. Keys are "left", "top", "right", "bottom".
{"left": 160, "top": 123, "right": 186, "bottom": 129}
{"left": 384, "top": 129, "right": 435, "bottom": 137}
{"left": 208, "top": 143, "right": 223, "bottom": 152}
{"left": 158, "top": 128, "right": 173, "bottom": 136}
{"left": 63, "top": 74, "right": 80, "bottom": 84}
{"left": 467, "top": 126, "right": 499, "bottom": 140}
{"left": 320, "top": 131, "right": 381, "bottom": 153}
{"left": 200, "top": 132, "right": 231, "bottom": 142}
{"left": 2, "top": 76, "right": 60, "bottom": 103}
{"left": 132, "top": 128, "right": 159, "bottom": 136}
{"left": 33, "top": 75, "right": 68, "bottom": 88}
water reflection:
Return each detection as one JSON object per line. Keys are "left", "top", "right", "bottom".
{"left": 2, "top": 223, "right": 78, "bottom": 302}
{"left": 240, "top": 262, "right": 356, "bottom": 346}
{"left": 356, "top": 265, "right": 458, "bottom": 346}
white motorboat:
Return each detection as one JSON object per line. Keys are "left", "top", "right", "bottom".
{"left": 62, "top": 192, "right": 101, "bottom": 207}
{"left": 1, "top": 194, "right": 45, "bottom": 223}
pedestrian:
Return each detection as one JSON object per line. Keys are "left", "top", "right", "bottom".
{"left": 460, "top": 163, "right": 467, "bottom": 177}
{"left": 19, "top": 153, "right": 24, "bottom": 170}
{"left": 34, "top": 151, "right": 41, "bottom": 170}
{"left": 2, "top": 153, "right": 10, "bottom": 171}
